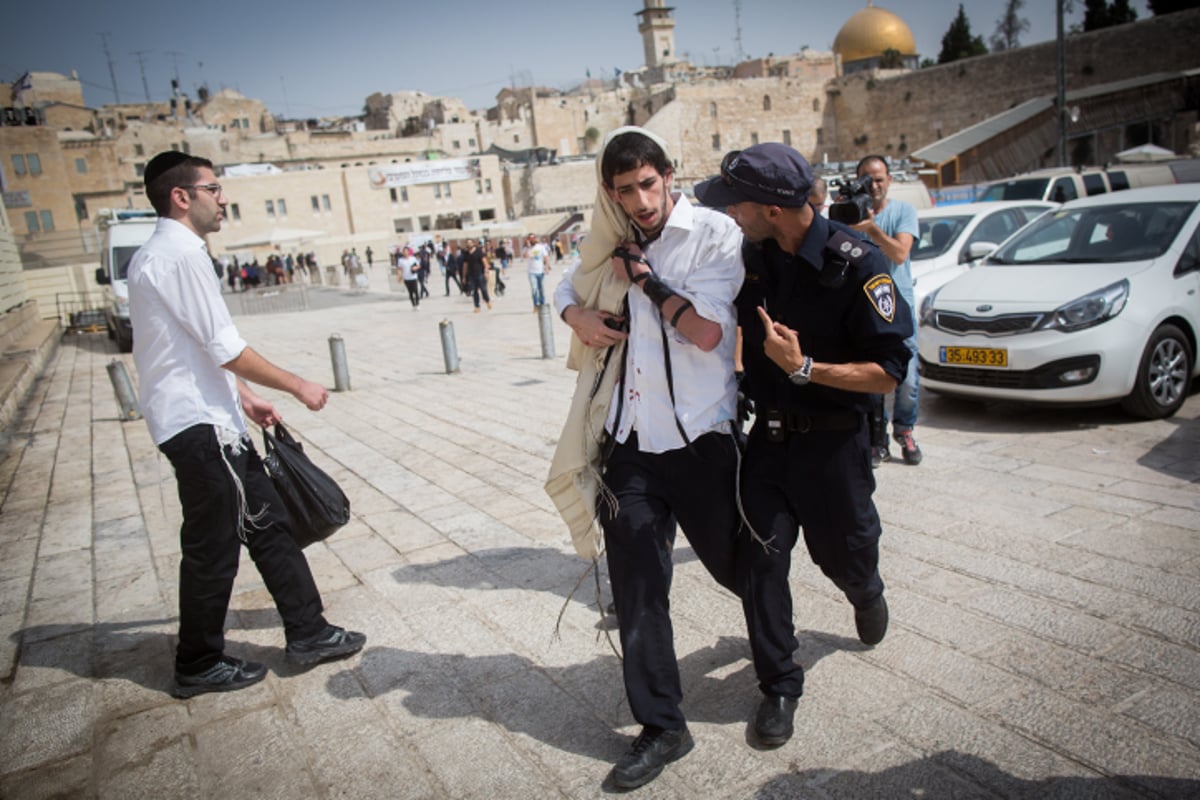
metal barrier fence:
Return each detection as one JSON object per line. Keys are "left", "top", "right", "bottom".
{"left": 55, "top": 292, "right": 108, "bottom": 334}
{"left": 224, "top": 283, "right": 310, "bottom": 316}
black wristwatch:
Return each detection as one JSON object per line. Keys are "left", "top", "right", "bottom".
{"left": 788, "top": 356, "right": 814, "bottom": 385}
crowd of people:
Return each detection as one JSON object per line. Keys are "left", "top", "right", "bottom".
{"left": 380, "top": 235, "right": 576, "bottom": 313}
{"left": 216, "top": 252, "right": 321, "bottom": 292}
{"left": 129, "top": 134, "right": 920, "bottom": 792}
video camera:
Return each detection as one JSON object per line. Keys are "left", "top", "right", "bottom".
{"left": 828, "top": 175, "right": 874, "bottom": 225}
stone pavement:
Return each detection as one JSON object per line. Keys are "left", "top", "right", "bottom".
{"left": 1, "top": 270, "right": 1198, "bottom": 799}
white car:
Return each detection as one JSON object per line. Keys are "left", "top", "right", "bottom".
{"left": 918, "top": 184, "right": 1200, "bottom": 418}
{"left": 911, "top": 201, "right": 1057, "bottom": 308}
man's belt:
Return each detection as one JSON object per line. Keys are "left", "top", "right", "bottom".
{"left": 763, "top": 409, "right": 861, "bottom": 438}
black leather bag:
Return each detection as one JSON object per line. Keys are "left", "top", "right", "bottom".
{"left": 261, "top": 422, "right": 350, "bottom": 548}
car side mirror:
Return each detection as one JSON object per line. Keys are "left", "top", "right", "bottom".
{"left": 964, "top": 242, "right": 997, "bottom": 263}
{"left": 95, "top": 267, "right": 111, "bottom": 285}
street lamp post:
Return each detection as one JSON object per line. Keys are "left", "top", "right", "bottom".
{"left": 1056, "top": 0, "right": 1068, "bottom": 167}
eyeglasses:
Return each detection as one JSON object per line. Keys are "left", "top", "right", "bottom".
{"left": 182, "top": 183, "right": 224, "bottom": 196}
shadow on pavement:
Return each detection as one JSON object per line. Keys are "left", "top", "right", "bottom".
{"left": 754, "top": 750, "right": 1200, "bottom": 799}
{"left": 328, "top": 626, "right": 854, "bottom": 764}
{"left": 11, "top": 619, "right": 176, "bottom": 693}
{"left": 1137, "top": 410, "right": 1200, "bottom": 482}
{"left": 920, "top": 393, "right": 1137, "bottom": 434}
{"left": 389, "top": 544, "right": 702, "bottom": 605}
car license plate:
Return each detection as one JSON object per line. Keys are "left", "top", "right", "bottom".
{"left": 939, "top": 346, "right": 1008, "bottom": 367}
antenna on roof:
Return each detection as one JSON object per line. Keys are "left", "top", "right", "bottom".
{"left": 733, "top": 0, "right": 745, "bottom": 63}
{"left": 130, "top": 49, "right": 152, "bottom": 103}
{"left": 99, "top": 32, "right": 121, "bottom": 104}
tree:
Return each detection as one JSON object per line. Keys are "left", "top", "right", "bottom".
{"left": 1149, "top": 0, "right": 1200, "bottom": 13}
{"left": 990, "top": 0, "right": 1032, "bottom": 51}
{"left": 1083, "top": 0, "right": 1138, "bottom": 30}
{"left": 878, "top": 48, "right": 905, "bottom": 69}
{"left": 938, "top": 4, "right": 989, "bottom": 64}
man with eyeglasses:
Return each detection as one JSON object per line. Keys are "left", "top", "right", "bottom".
{"left": 128, "top": 151, "right": 365, "bottom": 699}
{"left": 694, "top": 143, "right": 912, "bottom": 747}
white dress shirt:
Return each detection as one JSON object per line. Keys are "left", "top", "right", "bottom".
{"left": 128, "top": 218, "right": 249, "bottom": 445}
{"left": 554, "top": 194, "right": 744, "bottom": 454}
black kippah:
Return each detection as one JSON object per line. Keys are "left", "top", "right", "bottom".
{"left": 143, "top": 150, "right": 191, "bottom": 188}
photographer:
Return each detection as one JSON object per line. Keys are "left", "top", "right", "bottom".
{"left": 848, "top": 155, "right": 922, "bottom": 466}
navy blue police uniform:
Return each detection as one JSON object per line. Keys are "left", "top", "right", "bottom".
{"left": 735, "top": 211, "right": 912, "bottom": 700}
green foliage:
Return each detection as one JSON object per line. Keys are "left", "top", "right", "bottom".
{"left": 1083, "top": 0, "right": 1138, "bottom": 30}
{"left": 938, "top": 4, "right": 989, "bottom": 64}
{"left": 1149, "top": 0, "right": 1200, "bottom": 12}
{"left": 879, "top": 48, "right": 905, "bottom": 69}
{"left": 990, "top": 0, "right": 1031, "bottom": 51}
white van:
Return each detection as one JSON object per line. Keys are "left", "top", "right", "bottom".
{"left": 94, "top": 209, "right": 157, "bottom": 352}
{"left": 979, "top": 163, "right": 1183, "bottom": 203}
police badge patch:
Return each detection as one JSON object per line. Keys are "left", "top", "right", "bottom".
{"left": 863, "top": 274, "right": 897, "bottom": 322}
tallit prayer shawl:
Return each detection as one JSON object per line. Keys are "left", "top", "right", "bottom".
{"left": 544, "top": 126, "right": 672, "bottom": 560}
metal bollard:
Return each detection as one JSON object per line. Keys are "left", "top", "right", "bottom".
{"left": 537, "top": 303, "right": 556, "bottom": 359}
{"left": 329, "top": 334, "right": 351, "bottom": 391}
{"left": 106, "top": 359, "right": 142, "bottom": 420}
{"left": 439, "top": 319, "right": 459, "bottom": 374}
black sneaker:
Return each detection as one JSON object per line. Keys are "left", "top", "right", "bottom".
{"left": 871, "top": 445, "right": 891, "bottom": 468}
{"left": 285, "top": 625, "right": 367, "bottom": 666}
{"left": 173, "top": 655, "right": 267, "bottom": 698}
{"left": 612, "top": 726, "right": 694, "bottom": 790}
{"left": 895, "top": 431, "right": 923, "bottom": 465}
{"left": 855, "top": 596, "right": 889, "bottom": 646}
{"left": 754, "top": 694, "right": 799, "bottom": 748}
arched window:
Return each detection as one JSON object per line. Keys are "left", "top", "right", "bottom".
{"left": 763, "top": 95, "right": 771, "bottom": 111}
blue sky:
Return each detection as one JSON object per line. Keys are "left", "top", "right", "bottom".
{"left": 5, "top": 0, "right": 1153, "bottom": 117}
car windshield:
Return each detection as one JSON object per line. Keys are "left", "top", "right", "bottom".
{"left": 987, "top": 202, "right": 1195, "bottom": 264}
{"left": 913, "top": 216, "right": 970, "bottom": 260}
{"left": 979, "top": 179, "right": 1047, "bottom": 201}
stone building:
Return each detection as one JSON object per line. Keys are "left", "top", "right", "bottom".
{"left": 4, "top": 1, "right": 1200, "bottom": 298}
{"left": 825, "top": 8, "right": 1200, "bottom": 179}
{"left": 833, "top": 1, "right": 919, "bottom": 73}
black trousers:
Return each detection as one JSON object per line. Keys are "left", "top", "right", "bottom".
{"left": 404, "top": 278, "right": 420, "bottom": 307}
{"left": 599, "top": 430, "right": 741, "bottom": 731}
{"left": 468, "top": 272, "right": 490, "bottom": 307}
{"left": 159, "top": 424, "right": 328, "bottom": 674}
{"left": 738, "top": 415, "right": 883, "bottom": 699}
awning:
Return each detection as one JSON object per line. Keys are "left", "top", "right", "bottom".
{"left": 1114, "top": 143, "right": 1177, "bottom": 162}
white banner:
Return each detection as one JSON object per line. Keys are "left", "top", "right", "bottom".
{"left": 368, "top": 159, "right": 481, "bottom": 189}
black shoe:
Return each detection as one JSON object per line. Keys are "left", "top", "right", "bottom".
{"left": 173, "top": 655, "right": 266, "bottom": 698}
{"left": 285, "top": 625, "right": 367, "bottom": 665}
{"left": 855, "top": 596, "right": 889, "bottom": 646}
{"left": 612, "top": 726, "right": 694, "bottom": 790}
{"left": 754, "top": 694, "right": 799, "bottom": 748}
{"left": 871, "top": 445, "right": 891, "bottom": 469}
{"left": 895, "top": 431, "right": 923, "bottom": 465}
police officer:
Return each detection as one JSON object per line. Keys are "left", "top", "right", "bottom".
{"left": 694, "top": 143, "right": 912, "bottom": 748}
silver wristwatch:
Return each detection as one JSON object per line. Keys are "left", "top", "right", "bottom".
{"left": 788, "top": 356, "right": 814, "bottom": 385}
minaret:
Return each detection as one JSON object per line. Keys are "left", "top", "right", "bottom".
{"left": 636, "top": 0, "right": 677, "bottom": 70}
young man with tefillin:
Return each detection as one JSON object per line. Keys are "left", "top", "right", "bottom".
{"left": 546, "top": 127, "right": 744, "bottom": 789}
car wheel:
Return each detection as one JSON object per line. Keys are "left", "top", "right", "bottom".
{"left": 1121, "top": 323, "right": 1193, "bottom": 419}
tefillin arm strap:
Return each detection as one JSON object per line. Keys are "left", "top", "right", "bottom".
{"left": 609, "top": 231, "right": 692, "bottom": 449}
{"left": 614, "top": 247, "right": 695, "bottom": 330}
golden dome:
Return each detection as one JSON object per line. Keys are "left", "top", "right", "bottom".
{"left": 833, "top": 2, "right": 917, "bottom": 63}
